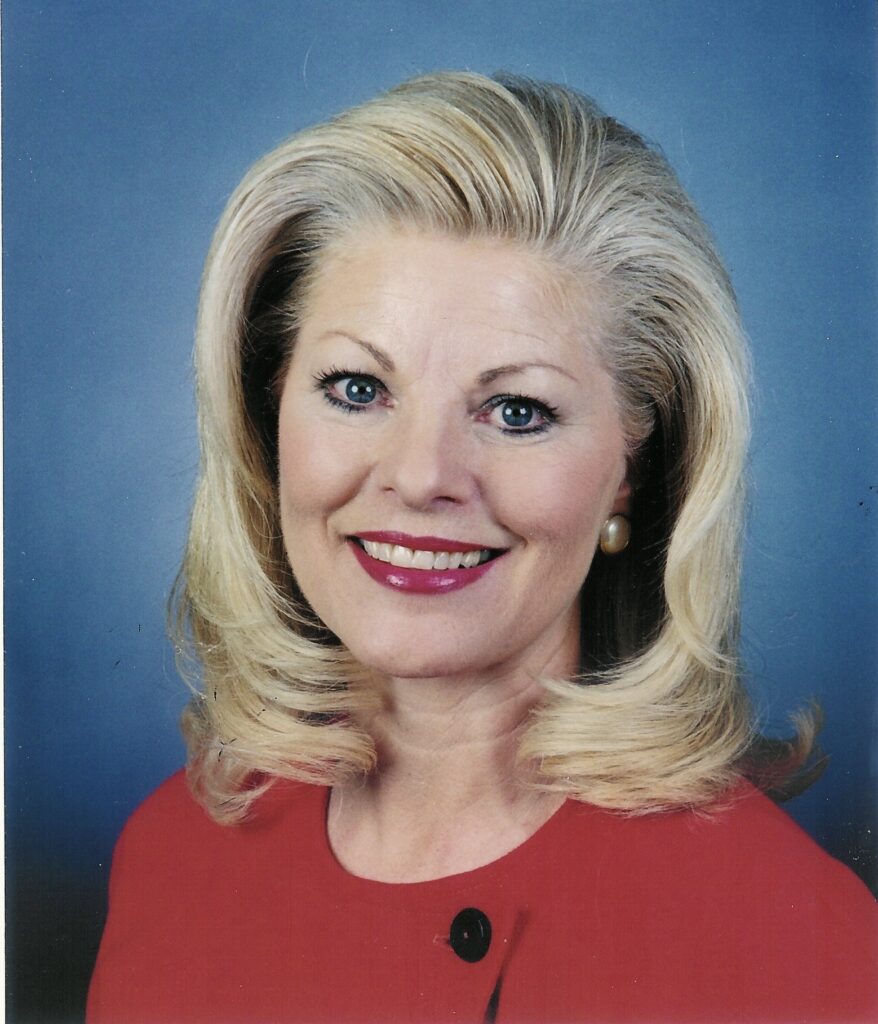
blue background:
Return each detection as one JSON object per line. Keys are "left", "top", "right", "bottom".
{"left": 5, "top": 2, "right": 876, "bottom": 1020}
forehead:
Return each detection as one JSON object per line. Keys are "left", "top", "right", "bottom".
{"left": 298, "top": 229, "right": 608, "bottom": 370}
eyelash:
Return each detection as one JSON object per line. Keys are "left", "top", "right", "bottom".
{"left": 312, "top": 367, "right": 384, "bottom": 415}
{"left": 480, "top": 393, "right": 559, "bottom": 435}
{"left": 312, "top": 368, "right": 560, "bottom": 436}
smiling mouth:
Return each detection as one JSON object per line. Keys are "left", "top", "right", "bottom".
{"left": 350, "top": 537, "right": 503, "bottom": 571}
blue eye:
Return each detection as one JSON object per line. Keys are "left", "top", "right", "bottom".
{"left": 501, "top": 400, "right": 535, "bottom": 428}
{"left": 313, "top": 369, "right": 385, "bottom": 413}
{"left": 343, "top": 376, "right": 377, "bottom": 404}
{"left": 482, "top": 394, "right": 558, "bottom": 436}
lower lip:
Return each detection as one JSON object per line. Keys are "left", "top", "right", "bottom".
{"left": 348, "top": 541, "right": 501, "bottom": 594}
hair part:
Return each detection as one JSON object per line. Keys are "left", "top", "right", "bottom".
{"left": 173, "top": 71, "right": 818, "bottom": 823}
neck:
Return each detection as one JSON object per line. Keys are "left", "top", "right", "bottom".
{"left": 327, "top": 623, "right": 577, "bottom": 882}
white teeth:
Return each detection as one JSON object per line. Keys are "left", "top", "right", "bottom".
{"left": 411, "top": 549, "right": 435, "bottom": 570}
{"left": 389, "top": 545, "right": 414, "bottom": 568}
{"left": 357, "top": 540, "right": 493, "bottom": 571}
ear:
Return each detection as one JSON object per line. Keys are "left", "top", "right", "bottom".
{"left": 611, "top": 475, "right": 633, "bottom": 517}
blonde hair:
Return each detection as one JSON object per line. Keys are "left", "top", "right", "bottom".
{"left": 174, "top": 71, "right": 815, "bottom": 822}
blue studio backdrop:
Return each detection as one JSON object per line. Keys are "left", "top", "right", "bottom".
{"left": 5, "top": 2, "right": 876, "bottom": 1021}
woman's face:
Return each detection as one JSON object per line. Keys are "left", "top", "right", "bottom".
{"left": 277, "top": 230, "right": 630, "bottom": 680}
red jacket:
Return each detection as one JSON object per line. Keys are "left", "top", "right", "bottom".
{"left": 88, "top": 771, "right": 877, "bottom": 1022}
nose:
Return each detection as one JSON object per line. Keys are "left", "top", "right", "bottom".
{"left": 376, "top": 406, "right": 476, "bottom": 510}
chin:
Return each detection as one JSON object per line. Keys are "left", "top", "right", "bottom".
{"left": 342, "top": 631, "right": 492, "bottom": 681}
{"left": 350, "top": 648, "right": 470, "bottom": 681}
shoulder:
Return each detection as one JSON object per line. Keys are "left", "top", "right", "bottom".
{"left": 671, "top": 781, "right": 873, "bottom": 901}
{"left": 118, "top": 769, "right": 203, "bottom": 838}
{"left": 556, "top": 781, "right": 875, "bottom": 909}
{"left": 112, "top": 769, "right": 219, "bottom": 870}
{"left": 705, "top": 783, "right": 878, "bottom": 933}
{"left": 122, "top": 767, "right": 326, "bottom": 830}
{"left": 551, "top": 782, "right": 878, "bottom": 963}
{"left": 111, "top": 769, "right": 328, "bottom": 882}
{"left": 511, "top": 784, "right": 877, "bottom": 1020}
{"left": 90, "top": 772, "right": 330, "bottom": 1022}
{"left": 99, "top": 770, "right": 330, "bottom": 959}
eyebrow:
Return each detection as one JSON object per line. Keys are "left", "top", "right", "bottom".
{"left": 317, "top": 332, "right": 576, "bottom": 385}
{"left": 478, "top": 362, "right": 577, "bottom": 385}
{"left": 317, "top": 332, "right": 396, "bottom": 372}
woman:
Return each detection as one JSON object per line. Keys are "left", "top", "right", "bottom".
{"left": 88, "top": 72, "right": 877, "bottom": 1022}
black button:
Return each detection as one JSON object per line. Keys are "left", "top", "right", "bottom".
{"left": 449, "top": 907, "right": 492, "bottom": 963}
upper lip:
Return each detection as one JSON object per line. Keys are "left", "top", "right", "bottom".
{"left": 352, "top": 531, "right": 503, "bottom": 553}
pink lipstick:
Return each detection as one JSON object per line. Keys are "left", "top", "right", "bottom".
{"left": 347, "top": 532, "right": 504, "bottom": 595}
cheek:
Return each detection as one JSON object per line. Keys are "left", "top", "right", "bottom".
{"left": 277, "top": 409, "right": 363, "bottom": 522}
{"left": 499, "top": 444, "right": 624, "bottom": 555}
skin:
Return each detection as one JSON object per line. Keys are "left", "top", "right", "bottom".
{"left": 277, "top": 230, "right": 631, "bottom": 882}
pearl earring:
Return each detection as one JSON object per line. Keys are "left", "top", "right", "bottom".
{"left": 600, "top": 514, "right": 631, "bottom": 555}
